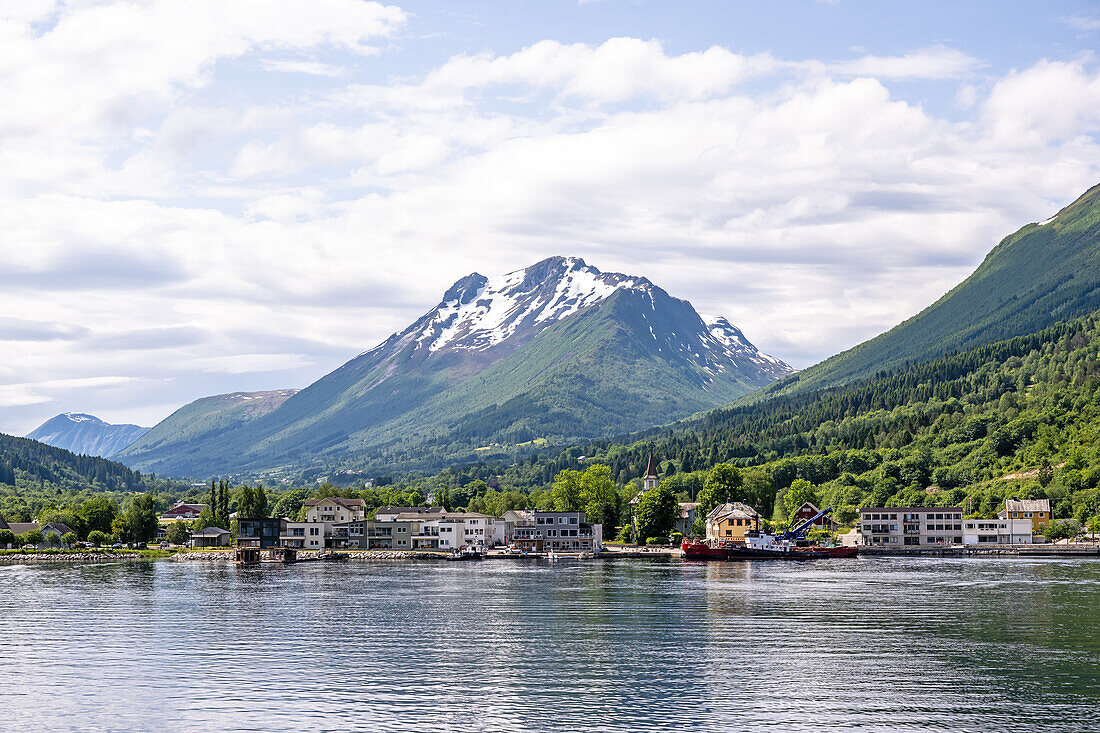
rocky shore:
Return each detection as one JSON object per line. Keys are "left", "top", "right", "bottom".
{"left": 0, "top": 551, "right": 157, "bottom": 565}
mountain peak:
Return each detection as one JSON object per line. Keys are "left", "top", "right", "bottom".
{"left": 412, "top": 256, "right": 652, "bottom": 354}
{"left": 28, "top": 413, "right": 149, "bottom": 458}
{"left": 60, "top": 412, "right": 106, "bottom": 425}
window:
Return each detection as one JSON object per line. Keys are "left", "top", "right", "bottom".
{"left": 570, "top": 517, "right": 578, "bottom": 524}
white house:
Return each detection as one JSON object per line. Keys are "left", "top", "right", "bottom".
{"left": 281, "top": 520, "right": 324, "bottom": 549}
{"left": 963, "top": 518, "right": 1033, "bottom": 545}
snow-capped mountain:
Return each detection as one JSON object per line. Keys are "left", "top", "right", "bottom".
{"left": 362, "top": 256, "right": 789, "bottom": 379}
{"left": 27, "top": 413, "right": 149, "bottom": 458}
{"left": 121, "top": 256, "right": 793, "bottom": 477}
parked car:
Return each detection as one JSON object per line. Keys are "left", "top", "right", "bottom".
{"left": 111, "top": 542, "right": 124, "bottom": 549}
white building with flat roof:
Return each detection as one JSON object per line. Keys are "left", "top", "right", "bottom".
{"left": 963, "top": 518, "right": 1032, "bottom": 545}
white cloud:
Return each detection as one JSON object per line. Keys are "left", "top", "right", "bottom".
{"left": 1060, "top": 14, "right": 1100, "bottom": 32}
{"left": 259, "top": 59, "right": 350, "bottom": 77}
{"left": 825, "top": 45, "right": 983, "bottom": 79}
{"left": 1, "top": 6, "right": 1099, "bottom": 435}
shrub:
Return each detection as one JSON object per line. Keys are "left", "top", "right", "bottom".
{"left": 87, "top": 530, "right": 109, "bottom": 547}
{"left": 645, "top": 536, "right": 667, "bottom": 546}
{"left": 61, "top": 532, "right": 78, "bottom": 548}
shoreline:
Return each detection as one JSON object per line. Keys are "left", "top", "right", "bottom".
{"left": 5, "top": 544, "right": 1100, "bottom": 567}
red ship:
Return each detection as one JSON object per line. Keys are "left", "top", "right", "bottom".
{"left": 681, "top": 506, "right": 859, "bottom": 560}
{"left": 681, "top": 536, "right": 858, "bottom": 560}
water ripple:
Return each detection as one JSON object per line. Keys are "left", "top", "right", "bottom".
{"left": 1, "top": 557, "right": 1098, "bottom": 732}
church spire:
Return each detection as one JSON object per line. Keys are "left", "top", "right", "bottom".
{"left": 643, "top": 453, "right": 659, "bottom": 491}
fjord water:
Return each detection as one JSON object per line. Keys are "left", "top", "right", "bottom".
{"left": 2, "top": 558, "right": 1098, "bottom": 732}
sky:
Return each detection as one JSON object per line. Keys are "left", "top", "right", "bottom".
{"left": 2, "top": 0, "right": 1100, "bottom": 435}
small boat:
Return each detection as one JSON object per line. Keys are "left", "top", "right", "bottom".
{"left": 445, "top": 547, "right": 484, "bottom": 561}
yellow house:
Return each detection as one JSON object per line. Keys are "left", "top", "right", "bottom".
{"left": 1000, "top": 498, "right": 1051, "bottom": 529}
{"left": 705, "top": 502, "right": 761, "bottom": 543}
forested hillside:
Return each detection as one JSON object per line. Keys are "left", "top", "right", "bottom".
{"left": 0, "top": 433, "right": 193, "bottom": 524}
{"left": 391, "top": 310, "right": 1100, "bottom": 533}
{"left": 764, "top": 182, "right": 1100, "bottom": 397}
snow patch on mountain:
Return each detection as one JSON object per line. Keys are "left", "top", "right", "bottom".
{"left": 413, "top": 256, "right": 646, "bottom": 353}
{"left": 354, "top": 256, "right": 793, "bottom": 383}
{"left": 62, "top": 412, "right": 103, "bottom": 424}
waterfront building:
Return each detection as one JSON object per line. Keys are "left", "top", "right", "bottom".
{"left": 499, "top": 509, "right": 533, "bottom": 544}
{"left": 190, "top": 527, "right": 230, "bottom": 548}
{"left": 301, "top": 497, "right": 367, "bottom": 550}
{"left": 303, "top": 497, "right": 367, "bottom": 524}
{"left": 858, "top": 507, "right": 964, "bottom": 546}
{"left": 281, "top": 520, "right": 324, "bottom": 549}
{"left": 349, "top": 519, "right": 417, "bottom": 550}
{"left": 962, "top": 518, "right": 1033, "bottom": 545}
{"left": 513, "top": 511, "right": 601, "bottom": 552}
{"left": 237, "top": 517, "right": 287, "bottom": 549}
{"left": 705, "top": 502, "right": 760, "bottom": 543}
{"left": 999, "top": 498, "right": 1051, "bottom": 530}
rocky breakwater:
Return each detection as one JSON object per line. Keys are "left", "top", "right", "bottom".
{"left": 0, "top": 551, "right": 156, "bottom": 565}
{"left": 344, "top": 550, "right": 442, "bottom": 561}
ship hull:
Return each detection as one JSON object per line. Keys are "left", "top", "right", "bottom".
{"left": 681, "top": 541, "right": 858, "bottom": 560}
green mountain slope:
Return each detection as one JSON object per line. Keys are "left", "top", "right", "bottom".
{"left": 118, "top": 257, "right": 792, "bottom": 477}
{"left": 772, "top": 183, "right": 1100, "bottom": 396}
{"left": 119, "top": 390, "right": 298, "bottom": 467}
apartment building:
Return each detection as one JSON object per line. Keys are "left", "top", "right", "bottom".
{"left": 281, "top": 520, "right": 324, "bottom": 549}
{"left": 859, "top": 507, "right": 964, "bottom": 546}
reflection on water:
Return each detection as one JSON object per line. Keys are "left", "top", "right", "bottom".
{"left": 1, "top": 557, "right": 1098, "bottom": 732}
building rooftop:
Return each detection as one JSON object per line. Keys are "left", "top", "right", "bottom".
{"left": 165, "top": 502, "right": 206, "bottom": 512}
{"left": 375, "top": 506, "right": 443, "bottom": 515}
{"left": 304, "top": 497, "right": 367, "bottom": 509}
{"left": 1005, "top": 498, "right": 1050, "bottom": 513}
{"left": 707, "top": 502, "right": 758, "bottom": 520}
{"left": 192, "top": 527, "right": 230, "bottom": 537}
{"left": 6, "top": 522, "right": 38, "bottom": 535}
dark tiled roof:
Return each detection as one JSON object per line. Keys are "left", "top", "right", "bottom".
{"left": 192, "top": 527, "right": 229, "bottom": 537}
{"left": 42, "top": 523, "right": 74, "bottom": 535}
{"left": 644, "top": 453, "right": 658, "bottom": 478}
{"left": 7, "top": 523, "right": 38, "bottom": 535}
